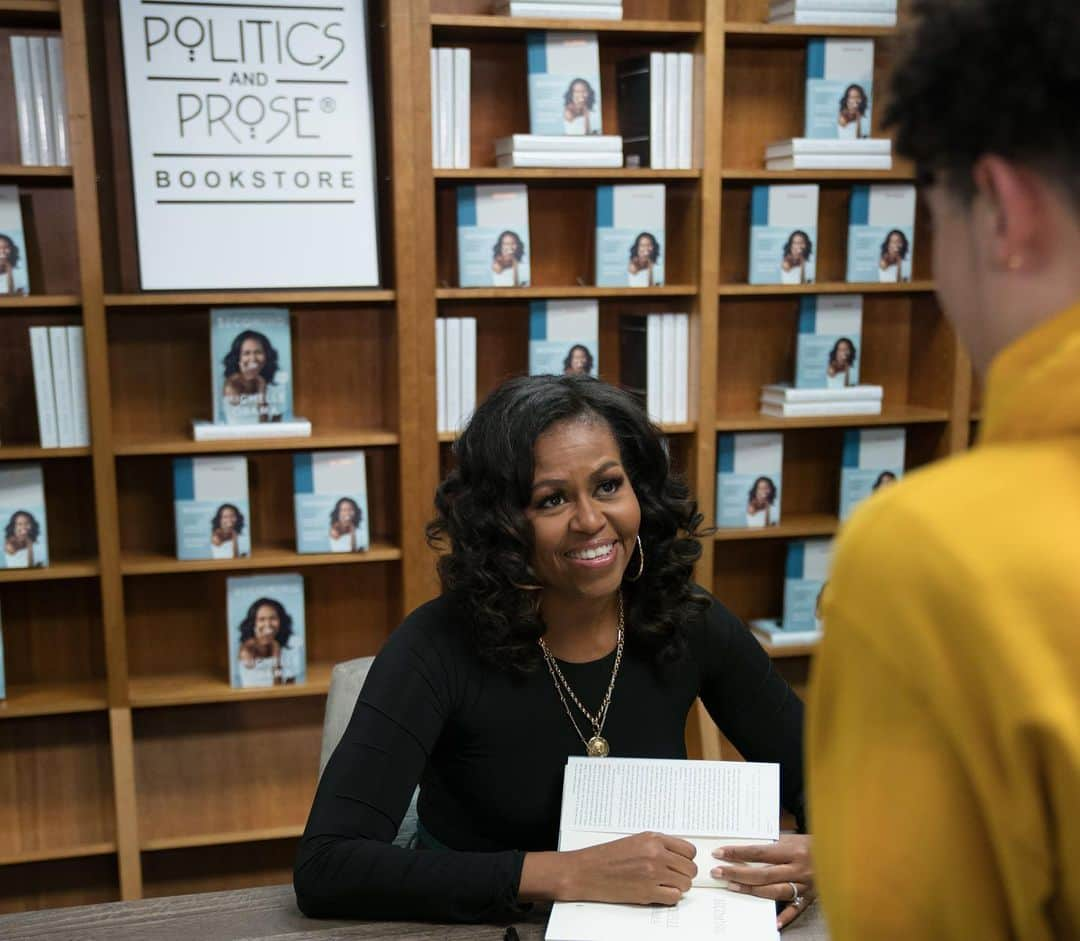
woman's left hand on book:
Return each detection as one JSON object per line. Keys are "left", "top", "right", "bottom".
{"left": 710, "top": 834, "right": 815, "bottom": 930}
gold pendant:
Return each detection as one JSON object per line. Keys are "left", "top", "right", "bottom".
{"left": 586, "top": 736, "right": 610, "bottom": 757}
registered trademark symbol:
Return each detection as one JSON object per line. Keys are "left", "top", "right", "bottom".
{"left": 321, "top": 97, "right": 336, "bottom": 113}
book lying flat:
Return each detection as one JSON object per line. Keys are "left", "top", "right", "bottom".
{"left": 771, "top": 0, "right": 896, "bottom": 10}
{"left": 760, "top": 400, "right": 882, "bottom": 418}
{"left": 496, "top": 134, "right": 623, "bottom": 154}
{"left": 192, "top": 418, "right": 311, "bottom": 441}
{"left": 749, "top": 619, "right": 822, "bottom": 647}
{"left": 760, "top": 383, "right": 883, "bottom": 403}
{"left": 770, "top": 11, "right": 897, "bottom": 25}
{"left": 547, "top": 757, "right": 780, "bottom": 941}
{"left": 766, "top": 138, "right": 891, "bottom": 158}
{"left": 496, "top": 152, "right": 623, "bottom": 168}
{"left": 766, "top": 154, "right": 892, "bottom": 170}
{"left": 497, "top": 2, "right": 624, "bottom": 18}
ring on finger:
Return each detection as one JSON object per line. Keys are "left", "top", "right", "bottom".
{"left": 788, "top": 882, "right": 802, "bottom": 907}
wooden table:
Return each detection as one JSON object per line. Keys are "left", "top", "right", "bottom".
{"left": 0, "top": 884, "right": 830, "bottom": 939}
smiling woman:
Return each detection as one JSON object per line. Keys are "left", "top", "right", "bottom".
{"left": 294, "top": 375, "right": 813, "bottom": 927}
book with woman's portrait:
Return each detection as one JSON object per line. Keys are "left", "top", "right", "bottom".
{"left": 528, "top": 300, "right": 599, "bottom": 377}
{"left": 846, "top": 184, "right": 916, "bottom": 283}
{"left": 748, "top": 185, "right": 819, "bottom": 285}
{"left": 210, "top": 308, "right": 294, "bottom": 425}
{"left": 0, "top": 600, "right": 6, "bottom": 700}
{"left": 805, "top": 38, "right": 874, "bottom": 140}
{"left": 839, "top": 427, "right": 905, "bottom": 520}
{"left": 0, "top": 186, "right": 30, "bottom": 296}
{"left": 227, "top": 573, "right": 306, "bottom": 689}
{"left": 782, "top": 538, "right": 833, "bottom": 632}
{"left": 0, "top": 463, "right": 48, "bottom": 569}
{"left": 595, "top": 184, "right": 666, "bottom": 287}
{"left": 526, "top": 31, "right": 603, "bottom": 137}
{"left": 715, "top": 432, "right": 783, "bottom": 529}
{"left": 795, "top": 294, "right": 863, "bottom": 389}
{"left": 293, "top": 450, "right": 370, "bottom": 555}
{"left": 456, "top": 185, "right": 531, "bottom": 287}
{"left": 173, "top": 456, "right": 251, "bottom": 561}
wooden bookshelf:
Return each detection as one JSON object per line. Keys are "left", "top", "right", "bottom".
{"left": 721, "top": 169, "right": 915, "bottom": 181}
{"left": 725, "top": 23, "right": 896, "bottom": 41}
{"left": 0, "top": 163, "right": 71, "bottom": 178}
{"left": 112, "top": 430, "right": 400, "bottom": 457}
{"left": 0, "top": 294, "right": 80, "bottom": 307}
{"left": 718, "top": 280, "right": 935, "bottom": 296}
{"left": 714, "top": 406, "right": 950, "bottom": 432}
{"left": 436, "top": 285, "right": 698, "bottom": 299}
{"left": 430, "top": 14, "right": 704, "bottom": 37}
{"left": 435, "top": 168, "right": 702, "bottom": 181}
{"left": 0, "top": 680, "right": 108, "bottom": 719}
{"left": 713, "top": 513, "right": 838, "bottom": 542}
{"left": 0, "top": 558, "right": 99, "bottom": 582}
{"left": 104, "top": 290, "right": 397, "bottom": 307}
{"left": 140, "top": 826, "right": 305, "bottom": 854}
{"left": 0, "top": 842, "right": 114, "bottom": 867}
{"left": 120, "top": 542, "right": 403, "bottom": 576}
{"left": 0, "top": 445, "right": 90, "bottom": 460}
{"left": 127, "top": 663, "right": 335, "bottom": 709}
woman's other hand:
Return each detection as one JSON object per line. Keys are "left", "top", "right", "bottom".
{"left": 711, "top": 833, "right": 815, "bottom": 930}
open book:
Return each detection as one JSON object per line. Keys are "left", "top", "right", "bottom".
{"left": 546, "top": 757, "right": 781, "bottom": 940}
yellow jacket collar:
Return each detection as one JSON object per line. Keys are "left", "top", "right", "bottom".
{"left": 982, "top": 300, "right": 1080, "bottom": 444}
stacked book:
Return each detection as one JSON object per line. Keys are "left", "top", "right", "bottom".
{"left": 436, "top": 317, "right": 477, "bottom": 434}
{"left": 495, "top": 134, "right": 622, "bottom": 168}
{"left": 431, "top": 48, "right": 470, "bottom": 168}
{"left": 767, "top": 0, "right": 897, "bottom": 26}
{"left": 750, "top": 539, "right": 832, "bottom": 647}
{"left": 29, "top": 326, "right": 90, "bottom": 448}
{"left": 616, "top": 52, "right": 695, "bottom": 169}
{"left": 495, "top": 0, "right": 623, "bottom": 19}
{"left": 765, "top": 138, "right": 891, "bottom": 171}
{"left": 0, "top": 464, "right": 50, "bottom": 570}
{"left": 618, "top": 312, "right": 690, "bottom": 424}
{"left": 8, "top": 36, "right": 69, "bottom": 166}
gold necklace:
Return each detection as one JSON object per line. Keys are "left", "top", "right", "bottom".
{"left": 538, "top": 592, "right": 625, "bottom": 757}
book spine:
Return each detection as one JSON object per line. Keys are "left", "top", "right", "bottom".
{"left": 436, "top": 318, "right": 447, "bottom": 433}
{"left": 28, "top": 327, "right": 59, "bottom": 447}
{"left": 48, "top": 327, "right": 76, "bottom": 447}
{"left": 453, "top": 48, "right": 470, "bottom": 169}
{"left": 66, "top": 326, "right": 91, "bottom": 447}
{"left": 496, "top": 134, "right": 623, "bottom": 154}
{"left": 766, "top": 155, "right": 892, "bottom": 170}
{"left": 771, "top": 0, "right": 896, "bottom": 11}
{"left": 661, "top": 314, "right": 677, "bottom": 423}
{"left": 495, "top": 152, "right": 623, "bottom": 168}
{"left": 674, "top": 313, "right": 689, "bottom": 423}
{"left": 445, "top": 317, "right": 462, "bottom": 432}
{"left": 430, "top": 48, "right": 439, "bottom": 167}
{"left": 437, "top": 48, "right": 454, "bottom": 171}
{"left": 663, "top": 54, "right": 679, "bottom": 174}
{"left": 771, "top": 10, "right": 897, "bottom": 24}
{"left": 45, "top": 37, "right": 69, "bottom": 167}
{"left": 27, "top": 37, "right": 56, "bottom": 166}
{"left": 497, "top": 3, "right": 624, "bottom": 17}
{"left": 649, "top": 52, "right": 666, "bottom": 169}
{"left": 646, "top": 313, "right": 663, "bottom": 423}
{"left": 192, "top": 419, "right": 311, "bottom": 440}
{"left": 9, "top": 37, "right": 40, "bottom": 165}
{"left": 460, "top": 317, "right": 477, "bottom": 424}
{"left": 676, "top": 53, "right": 693, "bottom": 170}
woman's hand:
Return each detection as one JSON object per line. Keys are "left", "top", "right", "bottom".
{"left": 711, "top": 834, "right": 815, "bottom": 930}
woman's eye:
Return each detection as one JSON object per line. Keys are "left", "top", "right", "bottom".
{"left": 538, "top": 494, "right": 565, "bottom": 509}
{"left": 598, "top": 477, "right": 622, "bottom": 495}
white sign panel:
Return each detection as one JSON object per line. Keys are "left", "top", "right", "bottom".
{"left": 119, "top": 0, "right": 380, "bottom": 290}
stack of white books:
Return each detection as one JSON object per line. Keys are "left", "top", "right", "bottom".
{"left": 8, "top": 36, "right": 69, "bottom": 166}
{"left": 436, "top": 317, "right": 477, "bottom": 434}
{"left": 760, "top": 383, "right": 882, "bottom": 418}
{"left": 495, "top": 0, "right": 622, "bottom": 19}
{"left": 618, "top": 312, "right": 690, "bottom": 424}
{"left": 750, "top": 538, "right": 832, "bottom": 647}
{"left": 29, "top": 326, "right": 90, "bottom": 448}
{"left": 765, "top": 137, "right": 891, "bottom": 170}
{"left": 494, "top": 133, "right": 622, "bottom": 168}
{"left": 431, "top": 48, "right": 470, "bottom": 168}
{"left": 768, "top": 0, "right": 898, "bottom": 26}
{"left": 616, "top": 52, "right": 694, "bottom": 169}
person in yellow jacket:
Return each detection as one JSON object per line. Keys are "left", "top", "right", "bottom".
{"left": 808, "top": 1, "right": 1080, "bottom": 939}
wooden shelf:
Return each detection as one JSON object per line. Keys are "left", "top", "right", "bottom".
{"left": 0, "top": 558, "right": 100, "bottom": 584}
{"left": 0, "top": 680, "right": 109, "bottom": 720}
{"left": 104, "top": 289, "right": 396, "bottom": 307}
{"left": 0, "top": 842, "right": 116, "bottom": 868}
{"left": 435, "top": 168, "right": 701, "bottom": 182}
{"left": 715, "top": 405, "right": 950, "bottom": 432}
{"left": 141, "top": 825, "right": 304, "bottom": 853}
{"left": 0, "top": 294, "right": 80, "bottom": 309}
{"left": 436, "top": 285, "right": 698, "bottom": 300}
{"left": 0, "top": 445, "right": 91, "bottom": 461}
{"left": 128, "top": 661, "right": 335, "bottom": 709}
{"left": 0, "top": 0, "right": 59, "bottom": 17}
{"left": 754, "top": 636, "right": 820, "bottom": 659}
{"left": 112, "top": 429, "right": 399, "bottom": 457}
{"left": 121, "top": 541, "right": 402, "bottom": 576}
{"left": 722, "top": 169, "right": 914, "bottom": 182}
{"left": 439, "top": 421, "right": 696, "bottom": 444}
{"left": 0, "top": 163, "right": 72, "bottom": 179}
{"left": 726, "top": 22, "right": 896, "bottom": 43}
{"left": 718, "top": 281, "right": 935, "bottom": 297}
{"left": 714, "top": 513, "right": 838, "bottom": 542}
{"left": 431, "top": 13, "right": 703, "bottom": 37}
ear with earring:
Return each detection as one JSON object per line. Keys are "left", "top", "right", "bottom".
{"left": 624, "top": 534, "right": 645, "bottom": 582}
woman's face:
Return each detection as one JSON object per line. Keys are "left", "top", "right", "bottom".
{"left": 887, "top": 232, "right": 904, "bottom": 255}
{"left": 13, "top": 513, "right": 31, "bottom": 539}
{"left": 844, "top": 89, "right": 863, "bottom": 111}
{"left": 239, "top": 338, "right": 266, "bottom": 377}
{"left": 524, "top": 418, "right": 641, "bottom": 603}
{"left": 338, "top": 501, "right": 357, "bottom": 524}
{"left": 219, "top": 507, "right": 237, "bottom": 532}
{"left": 634, "top": 237, "right": 653, "bottom": 261}
{"left": 875, "top": 472, "right": 897, "bottom": 490}
{"left": 0, "top": 238, "right": 12, "bottom": 262}
{"left": 253, "top": 604, "right": 280, "bottom": 644}
{"left": 499, "top": 234, "right": 518, "bottom": 258}
{"left": 790, "top": 234, "right": 808, "bottom": 258}
{"left": 571, "top": 81, "right": 588, "bottom": 106}
{"left": 568, "top": 348, "right": 589, "bottom": 374}
{"left": 753, "top": 480, "right": 772, "bottom": 504}
{"left": 835, "top": 341, "right": 853, "bottom": 365}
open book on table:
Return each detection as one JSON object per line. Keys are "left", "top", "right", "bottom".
{"left": 546, "top": 757, "right": 781, "bottom": 940}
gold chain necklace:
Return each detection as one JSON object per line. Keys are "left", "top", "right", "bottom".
{"left": 538, "top": 592, "right": 625, "bottom": 757}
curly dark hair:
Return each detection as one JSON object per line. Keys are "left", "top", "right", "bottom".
{"left": 563, "top": 77, "right": 597, "bottom": 111}
{"left": 884, "top": 0, "right": 1080, "bottom": 210}
{"left": 238, "top": 597, "right": 295, "bottom": 649}
{"left": 747, "top": 476, "right": 777, "bottom": 506}
{"left": 783, "top": 230, "right": 813, "bottom": 260}
{"left": 222, "top": 330, "right": 280, "bottom": 384}
{"left": 628, "top": 232, "right": 660, "bottom": 264}
{"left": 426, "top": 375, "right": 709, "bottom": 674}
{"left": 562, "top": 344, "right": 595, "bottom": 375}
{"left": 330, "top": 496, "right": 363, "bottom": 527}
{"left": 872, "top": 470, "right": 898, "bottom": 490}
{"left": 211, "top": 503, "right": 246, "bottom": 535}
{"left": 492, "top": 230, "right": 525, "bottom": 262}
{"left": 4, "top": 510, "right": 39, "bottom": 543}
{"left": 829, "top": 337, "right": 858, "bottom": 369}
{"left": 879, "top": 229, "right": 910, "bottom": 261}
{"left": 838, "top": 83, "right": 868, "bottom": 117}
{"left": 0, "top": 234, "right": 21, "bottom": 269}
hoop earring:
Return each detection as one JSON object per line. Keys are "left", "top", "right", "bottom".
{"left": 625, "top": 534, "right": 645, "bottom": 582}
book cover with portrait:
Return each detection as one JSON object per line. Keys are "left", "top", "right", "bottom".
{"left": 595, "top": 184, "right": 666, "bottom": 287}
{"left": 457, "top": 185, "right": 531, "bottom": 288}
{"left": 529, "top": 300, "right": 600, "bottom": 377}
{"left": 526, "top": 31, "right": 603, "bottom": 137}
{"left": 210, "top": 308, "right": 293, "bottom": 425}
{"left": 0, "top": 186, "right": 30, "bottom": 296}
{"left": 795, "top": 294, "right": 863, "bottom": 389}
{"left": 0, "top": 463, "right": 48, "bottom": 569}
{"left": 839, "top": 427, "right": 905, "bottom": 520}
{"left": 0, "top": 599, "right": 5, "bottom": 700}
{"left": 748, "top": 185, "right": 819, "bottom": 285}
{"left": 804, "top": 39, "right": 874, "bottom": 140}
{"left": 846, "top": 184, "right": 916, "bottom": 283}
{"left": 227, "top": 573, "right": 306, "bottom": 689}
{"left": 715, "top": 432, "right": 783, "bottom": 529}
{"left": 782, "top": 538, "right": 833, "bottom": 632}
{"left": 293, "top": 450, "right": 370, "bottom": 555}
{"left": 173, "top": 456, "right": 251, "bottom": 561}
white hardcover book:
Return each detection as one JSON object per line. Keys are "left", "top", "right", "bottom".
{"left": 460, "top": 317, "right": 477, "bottom": 424}
{"left": 646, "top": 313, "right": 663, "bottom": 423}
{"left": 771, "top": 0, "right": 896, "bottom": 10}
{"left": 45, "top": 37, "right": 69, "bottom": 167}
{"left": 716, "top": 432, "right": 783, "bottom": 528}
{"left": 529, "top": 300, "right": 599, "bottom": 377}
{"left": 228, "top": 573, "right": 306, "bottom": 688}
{"left": 0, "top": 463, "right": 50, "bottom": 569}
{"left": 436, "top": 318, "right": 448, "bottom": 433}
{"left": 595, "top": 184, "right": 666, "bottom": 287}
{"left": 457, "top": 184, "right": 531, "bottom": 287}
{"left": 663, "top": 54, "right": 679, "bottom": 175}
{"left": 437, "top": 48, "right": 455, "bottom": 171}
{"left": 766, "top": 138, "right": 891, "bottom": 158}
{"left": 445, "top": 317, "right": 463, "bottom": 432}
{"left": 496, "top": 2, "right": 624, "bottom": 19}
{"left": 0, "top": 185, "right": 31, "bottom": 295}
{"left": 192, "top": 418, "right": 312, "bottom": 441}
{"left": 781, "top": 538, "right": 833, "bottom": 631}
{"left": 28, "top": 327, "right": 59, "bottom": 448}
{"left": 760, "top": 400, "right": 882, "bottom": 417}
{"left": 749, "top": 184, "right": 820, "bottom": 285}
{"left": 673, "top": 312, "right": 689, "bottom": 423}
{"left": 750, "top": 618, "right": 822, "bottom": 647}
{"left": 293, "top": 451, "right": 370, "bottom": 554}
{"left": 770, "top": 11, "right": 897, "bottom": 25}
{"left": 65, "top": 326, "right": 91, "bottom": 447}
{"left": 47, "top": 327, "right": 76, "bottom": 447}
{"left": 9, "top": 37, "right": 39, "bottom": 165}
{"left": 526, "top": 31, "right": 603, "bottom": 137}
{"left": 767, "top": 154, "right": 892, "bottom": 170}
{"left": 761, "top": 383, "right": 882, "bottom": 403}
{"left": 27, "top": 37, "right": 55, "bottom": 166}
{"left": 840, "top": 427, "right": 905, "bottom": 519}
{"left": 804, "top": 38, "right": 875, "bottom": 140}
{"left": 495, "top": 134, "right": 623, "bottom": 154}
{"left": 0, "top": 599, "right": 5, "bottom": 699}
{"left": 847, "top": 183, "right": 917, "bottom": 283}
{"left": 676, "top": 53, "right": 693, "bottom": 169}
{"left": 430, "top": 48, "right": 439, "bottom": 167}
{"left": 453, "top": 48, "right": 471, "bottom": 169}
{"left": 174, "top": 456, "right": 252, "bottom": 560}
{"left": 660, "top": 313, "right": 677, "bottom": 423}
{"left": 649, "top": 51, "right": 666, "bottom": 169}
{"left": 496, "top": 151, "right": 623, "bottom": 168}
{"left": 795, "top": 294, "right": 863, "bottom": 389}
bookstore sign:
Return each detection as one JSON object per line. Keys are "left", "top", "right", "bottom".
{"left": 118, "top": 0, "right": 379, "bottom": 290}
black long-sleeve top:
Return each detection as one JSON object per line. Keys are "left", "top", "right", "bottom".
{"left": 294, "top": 592, "right": 805, "bottom": 923}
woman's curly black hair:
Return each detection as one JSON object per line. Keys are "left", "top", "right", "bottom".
{"left": 879, "top": 229, "right": 910, "bottom": 261}
{"left": 238, "top": 597, "right": 295, "bottom": 649}
{"left": 426, "top": 375, "right": 710, "bottom": 675}
{"left": 828, "top": 337, "right": 858, "bottom": 369}
{"left": 563, "top": 78, "right": 597, "bottom": 111}
{"left": 211, "top": 502, "right": 246, "bottom": 535}
{"left": 0, "top": 234, "right": 21, "bottom": 269}
{"left": 4, "top": 510, "right": 39, "bottom": 543}
{"left": 628, "top": 232, "right": 660, "bottom": 264}
{"left": 747, "top": 476, "right": 777, "bottom": 506}
{"left": 492, "top": 230, "right": 525, "bottom": 262}
{"left": 562, "top": 344, "right": 595, "bottom": 375}
{"left": 330, "top": 496, "right": 363, "bottom": 527}
{"left": 222, "top": 330, "right": 280, "bottom": 384}
{"left": 838, "top": 83, "right": 869, "bottom": 117}
{"left": 783, "top": 230, "right": 814, "bottom": 260}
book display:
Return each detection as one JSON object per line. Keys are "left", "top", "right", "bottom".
{"left": 0, "top": 0, "right": 977, "bottom": 916}
{"left": 172, "top": 456, "right": 251, "bottom": 561}
{"left": 839, "top": 426, "right": 904, "bottom": 519}
{"left": 529, "top": 299, "right": 599, "bottom": 376}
